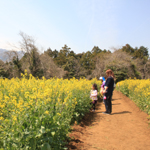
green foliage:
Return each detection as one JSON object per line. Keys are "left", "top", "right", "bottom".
{"left": 105, "top": 66, "right": 128, "bottom": 83}
{"left": 29, "top": 48, "right": 43, "bottom": 78}
{"left": 41, "top": 143, "right": 51, "bottom": 150}
{"left": 44, "top": 45, "right": 111, "bottom": 79}
{"left": 63, "top": 56, "right": 77, "bottom": 79}
{"left": 1, "top": 42, "right": 150, "bottom": 81}
{"left": 116, "top": 79, "right": 150, "bottom": 115}
{"left": 0, "top": 68, "right": 8, "bottom": 78}
{"left": 130, "top": 63, "right": 141, "bottom": 79}
{"left": 122, "top": 44, "right": 149, "bottom": 60}
{"left": 13, "top": 56, "right": 23, "bottom": 78}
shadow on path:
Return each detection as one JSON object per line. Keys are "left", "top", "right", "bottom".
{"left": 67, "top": 100, "right": 102, "bottom": 149}
{"left": 80, "top": 101, "right": 102, "bottom": 127}
{"left": 112, "top": 103, "right": 121, "bottom": 105}
{"left": 111, "top": 111, "right": 132, "bottom": 115}
{"left": 68, "top": 90, "right": 150, "bottom": 150}
{"left": 112, "top": 98, "right": 121, "bottom": 101}
{"left": 67, "top": 139, "right": 83, "bottom": 150}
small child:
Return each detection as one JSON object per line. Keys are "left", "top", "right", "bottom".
{"left": 90, "top": 83, "right": 98, "bottom": 112}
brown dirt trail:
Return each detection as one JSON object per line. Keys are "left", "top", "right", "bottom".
{"left": 68, "top": 91, "right": 150, "bottom": 150}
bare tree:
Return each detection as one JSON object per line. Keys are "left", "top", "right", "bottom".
{"left": 3, "top": 50, "right": 18, "bottom": 62}
{"left": 19, "top": 32, "right": 43, "bottom": 77}
{"left": 144, "top": 60, "right": 150, "bottom": 79}
{"left": 91, "top": 52, "right": 110, "bottom": 78}
{"left": 1, "top": 51, "right": 22, "bottom": 78}
{"left": 134, "top": 58, "right": 150, "bottom": 79}
{"left": 19, "top": 32, "right": 36, "bottom": 53}
{"left": 91, "top": 50, "right": 142, "bottom": 81}
{"left": 40, "top": 53, "right": 66, "bottom": 78}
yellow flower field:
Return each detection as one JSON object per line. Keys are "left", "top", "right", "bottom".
{"left": 0, "top": 73, "right": 101, "bottom": 150}
{"left": 116, "top": 79, "right": 150, "bottom": 116}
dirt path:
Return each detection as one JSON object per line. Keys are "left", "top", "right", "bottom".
{"left": 68, "top": 90, "right": 150, "bottom": 150}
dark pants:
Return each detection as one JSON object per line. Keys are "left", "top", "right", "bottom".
{"left": 104, "top": 95, "right": 112, "bottom": 113}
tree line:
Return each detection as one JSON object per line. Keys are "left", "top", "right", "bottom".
{"left": 0, "top": 32, "right": 150, "bottom": 82}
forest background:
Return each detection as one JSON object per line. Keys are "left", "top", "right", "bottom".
{"left": 0, "top": 32, "right": 150, "bottom": 82}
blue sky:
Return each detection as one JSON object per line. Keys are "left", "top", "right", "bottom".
{"left": 0, "top": 0, "right": 150, "bottom": 53}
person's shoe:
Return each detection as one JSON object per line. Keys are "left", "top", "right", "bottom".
{"left": 102, "top": 111, "right": 110, "bottom": 115}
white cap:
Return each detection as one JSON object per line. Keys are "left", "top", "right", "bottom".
{"left": 99, "top": 77, "right": 103, "bottom": 80}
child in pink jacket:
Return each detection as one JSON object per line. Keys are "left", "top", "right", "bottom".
{"left": 90, "top": 83, "right": 98, "bottom": 112}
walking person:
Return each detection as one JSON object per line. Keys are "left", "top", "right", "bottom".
{"left": 102, "top": 69, "right": 115, "bottom": 115}
{"left": 90, "top": 83, "right": 98, "bottom": 112}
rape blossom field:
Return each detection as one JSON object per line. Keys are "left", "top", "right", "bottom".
{"left": 116, "top": 79, "right": 150, "bottom": 116}
{"left": 0, "top": 73, "right": 101, "bottom": 150}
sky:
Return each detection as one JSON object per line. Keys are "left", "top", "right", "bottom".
{"left": 0, "top": 0, "right": 150, "bottom": 54}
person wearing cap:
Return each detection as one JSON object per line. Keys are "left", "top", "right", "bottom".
{"left": 99, "top": 76, "right": 105, "bottom": 89}
{"left": 99, "top": 76, "right": 106, "bottom": 103}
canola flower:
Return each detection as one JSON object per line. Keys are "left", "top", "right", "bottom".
{"left": 116, "top": 79, "right": 150, "bottom": 116}
{"left": 0, "top": 74, "right": 101, "bottom": 150}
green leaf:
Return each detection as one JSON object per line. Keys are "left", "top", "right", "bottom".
{"left": 41, "top": 143, "right": 51, "bottom": 150}
{"left": 40, "top": 126, "right": 45, "bottom": 134}
{"left": 57, "top": 121, "right": 60, "bottom": 125}
{"left": 29, "top": 138, "right": 36, "bottom": 150}
{"left": 51, "top": 132, "right": 55, "bottom": 136}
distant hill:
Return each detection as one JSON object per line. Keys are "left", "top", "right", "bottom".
{"left": 0, "top": 48, "right": 23, "bottom": 62}
{"left": 0, "top": 48, "right": 7, "bottom": 52}
{"left": 0, "top": 49, "right": 7, "bottom": 62}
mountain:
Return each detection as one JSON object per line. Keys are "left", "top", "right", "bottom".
{"left": 0, "top": 48, "right": 7, "bottom": 52}
{"left": 0, "top": 49, "right": 7, "bottom": 61}
{"left": 0, "top": 48, "right": 23, "bottom": 62}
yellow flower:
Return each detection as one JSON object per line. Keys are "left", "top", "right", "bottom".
{"left": 0, "top": 117, "right": 4, "bottom": 121}
{"left": 57, "top": 113, "right": 61, "bottom": 116}
{"left": 13, "top": 116, "right": 17, "bottom": 121}
{"left": 44, "top": 111, "right": 49, "bottom": 115}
